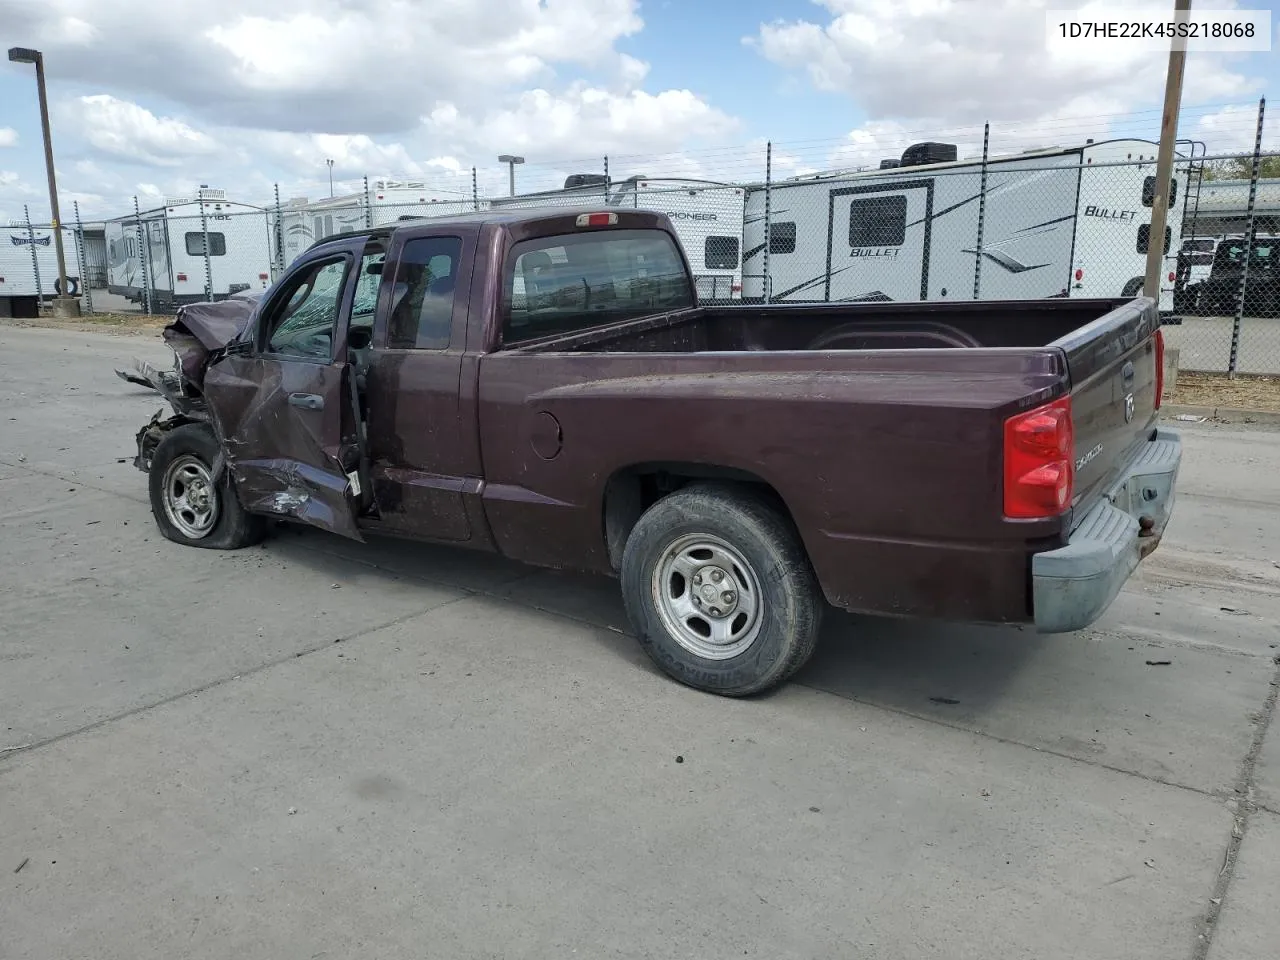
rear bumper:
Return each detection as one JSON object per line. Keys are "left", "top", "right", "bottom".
{"left": 1031, "top": 427, "right": 1182, "bottom": 633}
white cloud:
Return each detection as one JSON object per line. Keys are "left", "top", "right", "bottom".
{"left": 8, "top": 0, "right": 648, "bottom": 134}
{"left": 0, "top": 171, "right": 20, "bottom": 187}
{"left": 751, "top": 0, "right": 1260, "bottom": 130}
{"left": 423, "top": 84, "right": 739, "bottom": 161}
{"left": 60, "top": 95, "right": 218, "bottom": 166}
{"left": 1191, "top": 104, "right": 1280, "bottom": 155}
{"left": 0, "top": 128, "right": 17, "bottom": 148}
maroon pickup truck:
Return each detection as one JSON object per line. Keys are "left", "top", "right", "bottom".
{"left": 122, "top": 207, "right": 1181, "bottom": 696}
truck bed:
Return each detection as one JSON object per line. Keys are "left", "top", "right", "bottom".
{"left": 530, "top": 298, "right": 1134, "bottom": 355}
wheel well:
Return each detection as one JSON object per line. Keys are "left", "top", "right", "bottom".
{"left": 602, "top": 462, "right": 798, "bottom": 572}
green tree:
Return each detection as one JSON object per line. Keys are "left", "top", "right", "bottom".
{"left": 1200, "top": 156, "right": 1280, "bottom": 182}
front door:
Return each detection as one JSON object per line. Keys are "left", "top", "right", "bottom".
{"left": 825, "top": 181, "right": 932, "bottom": 303}
{"left": 202, "top": 242, "right": 366, "bottom": 541}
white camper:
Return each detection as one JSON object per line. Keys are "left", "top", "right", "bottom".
{"left": 489, "top": 176, "right": 746, "bottom": 301}
{"left": 742, "top": 138, "right": 1187, "bottom": 313}
{"left": 274, "top": 180, "right": 481, "bottom": 272}
{"left": 105, "top": 188, "right": 273, "bottom": 310}
{"left": 0, "top": 222, "right": 83, "bottom": 317}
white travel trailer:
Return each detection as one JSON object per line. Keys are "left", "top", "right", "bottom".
{"left": 489, "top": 176, "right": 747, "bottom": 301}
{"left": 274, "top": 180, "right": 481, "bottom": 272}
{"left": 0, "top": 222, "right": 83, "bottom": 317}
{"left": 742, "top": 138, "right": 1187, "bottom": 313}
{"left": 105, "top": 188, "right": 273, "bottom": 310}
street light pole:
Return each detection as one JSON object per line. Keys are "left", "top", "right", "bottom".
{"left": 498, "top": 154, "right": 525, "bottom": 197}
{"left": 326, "top": 158, "right": 335, "bottom": 198}
{"left": 8, "top": 46, "right": 78, "bottom": 317}
{"left": 1143, "top": 0, "right": 1191, "bottom": 302}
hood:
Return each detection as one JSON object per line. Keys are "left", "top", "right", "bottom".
{"left": 167, "top": 292, "right": 263, "bottom": 350}
{"left": 163, "top": 292, "right": 263, "bottom": 387}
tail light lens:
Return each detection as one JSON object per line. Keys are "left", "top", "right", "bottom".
{"left": 176, "top": 272, "right": 187, "bottom": 282}
{"left": 1154, "top": 327, "right": 1165, "bottom": 410}
{"left": 1003, "top": 396, "right": 1074, "bottom": 519}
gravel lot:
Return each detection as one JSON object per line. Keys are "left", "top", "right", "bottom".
{"left": 2, "top": 324, "right": 1279, "bottom": 960}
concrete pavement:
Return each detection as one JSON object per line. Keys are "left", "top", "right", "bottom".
{"left": 2, "top": 324, "right": 1278, "bottom": 960}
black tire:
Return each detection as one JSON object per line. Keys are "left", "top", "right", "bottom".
{"left": 620, "top": 482, "right": 823, "bottom": 697}
{"left": 1121, "top": 277, "right": 1145, "bottom": 298}
{"left": 54, "top": 276, "right": 80, "bottom": 296}
{"left": 147, "top": 423, "right": 266, "bottom": 550}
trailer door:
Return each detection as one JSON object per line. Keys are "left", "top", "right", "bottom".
{"left": 826, "top": 181, "right": 932, "bottom": 302}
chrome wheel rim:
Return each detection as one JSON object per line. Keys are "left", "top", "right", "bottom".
{"left": 161, "top": 455, "right": 220, "bottom": 539}
{"left": 651, "top": 533, "right": 764, "bottom": 660}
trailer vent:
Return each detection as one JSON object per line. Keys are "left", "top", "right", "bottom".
{"left": 879, "top": 159, "right": 900, "bottom": 169}
{"left": 899, "top": 142, "right": 958, "bottom": 167}
{"left": 197, "top": 187, "right": 226, "bottom": 201}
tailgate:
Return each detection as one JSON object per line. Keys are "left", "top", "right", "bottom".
{"left": 1051, "top": 298, "right": 1163, "bottom": 519}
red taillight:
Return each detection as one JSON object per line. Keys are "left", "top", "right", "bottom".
{"left": 731, "top": 283, "right": 742, "bottom": 293}
{"left": 1154, "top": 327, "right": 1165, "bottom": 410}
{"left": 1003, "top": 396, "right": 1074, "bottom": 519}
{"left": 575, "top": 212, "right": 618, "bottom": 227}
{"left": 259, "top": 272, "right": 269, "bottom": 280}
{"left": 176, "top": 272, "right": 187, "bottom": 282}
{"left": 1074, "top": 268, "right": 1084, "bottom": 281}
{"left": 1167, "top": 271, "right": 1175, "bottom": 282}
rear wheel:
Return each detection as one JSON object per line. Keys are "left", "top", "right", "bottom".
{"left": 1121, "top": 277, "right": 1145, "bottom": 298}
{"left": 148, "top": 423, "right": 266, "bottom": 550}
{"left": 620, "top": 483, "right": 823, "bottom": 696}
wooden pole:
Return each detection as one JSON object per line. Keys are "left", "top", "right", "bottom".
{"left": 1143, "top": 0, "right": 1191, "bottom": 300}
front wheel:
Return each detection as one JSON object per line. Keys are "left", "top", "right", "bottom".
{"left": 148, "top": 423, "right": 266, "bottom": 550}
{"left": 620, "top": 483, "right": 823, "bottom": 697}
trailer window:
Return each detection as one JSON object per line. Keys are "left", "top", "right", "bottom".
{"left": 1136, "top": 224, "right": 1172, "bottom": 256}
{"left": 849, "top": 195, "right": 907, "bottom": 247}
{"left": 503, "top": 228, "right": 692, "bottom": 345}
{"left": 1142, "top": 176, "right": 1178, "bottom": 207}
{"left": 387, "top": 236, "right": 462, "bottom": 350}
{"left": 185, "top": 232, "right": 226, "bottom": 257}
{"left": 769, "top": 221, "right": 797, "bottom": 254}
{"left": 705, "top": 235, "right": 739, "bottom": 270}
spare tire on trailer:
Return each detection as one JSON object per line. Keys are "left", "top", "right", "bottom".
{"left": 53, "top": 276, "right": 80, "bottom": 296}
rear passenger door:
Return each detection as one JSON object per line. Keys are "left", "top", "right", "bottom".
{"left": 826, "top": 182, "right": 932, "bottom": 303}
{"left": 361, "top": 229, "right": 477, "bottom": 542}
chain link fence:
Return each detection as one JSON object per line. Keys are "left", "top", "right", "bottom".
{"left": 13, "top": 130, "right": 1277, "bottom": 377}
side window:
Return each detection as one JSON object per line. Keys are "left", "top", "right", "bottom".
{"left": 1136, "top": 224, "right": 1172, "bottom": 256}
{"left": 503, "top": 229, "right": 693, "bottom": 345}
{"left": 185, "top": 232, "right": 227, "bottom": 257}
{"left": 351, "top": 246, "right": 386, "bottom": 324}
{"left": 1142, "top": 176, "right": 1178, "bottom": 208}
{"left": 705, "top": 235, "right": 740, "bottom": 270}
{"left": 849, "top": 195, "right": 907, "bottom": 247}
{"left": 768, "top": 221, "right": 797, "bottom": 254}
{"left": 265, "top": 257, "right": 349, "bottom": 360}
{"left": 386, "top": 236, "right": 463, "bottom": 350}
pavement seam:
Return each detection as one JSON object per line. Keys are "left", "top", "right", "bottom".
{"left": 1191, "top": 655, "right": 1280, "bottom": 960}
{"left": 797, "top": 681, "right": 1233, "bottom": 803}
{"left": 0, "top": 593, "right": 473, "bottom": 766}
{"left": 1, "top": 453, "right": 1269, "bottom": 819}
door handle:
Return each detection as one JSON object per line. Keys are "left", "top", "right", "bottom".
{"left": 289, "top": 393, "right": 324, "bottom": 411}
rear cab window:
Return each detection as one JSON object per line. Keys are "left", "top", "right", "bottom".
{"left": 503, "top": 229, "right": 693, "bottom": 345}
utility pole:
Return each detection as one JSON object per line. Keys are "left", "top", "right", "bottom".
{"left": 9, "top": 46, "right": 78, "bottom": 317}
{"left": 325, "top": 158, "right": 335, "bottom": 198}
{"left": 1143, "top": 0, "right": 1191, "bottom": 300}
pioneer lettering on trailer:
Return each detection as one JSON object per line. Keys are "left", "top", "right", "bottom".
{"left": 1083, "top": 205, "right": 1137, "bottom": 222}
{"left": 665, "top": 211, "right": 718, "bottom": 221}
{"left": 850, "top": 247, "right": 901, "bottom": 260}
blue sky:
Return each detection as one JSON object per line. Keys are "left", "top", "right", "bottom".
{"left": 1, "top": 0, "right": 1277, "bottom": 223}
